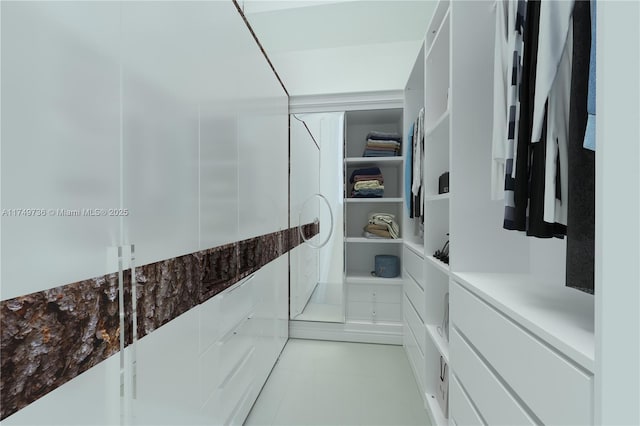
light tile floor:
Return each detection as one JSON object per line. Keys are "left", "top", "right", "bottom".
{"left": 245, "top": 339, "right": 431, "bottom": 426}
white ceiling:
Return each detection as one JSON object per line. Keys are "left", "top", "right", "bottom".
{"left": 242, "top": 0, "right": 437, "bottom": 96}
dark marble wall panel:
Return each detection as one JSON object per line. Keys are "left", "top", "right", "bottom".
{"left": 0, "top": 223, "right": 318, "bottom": 421}
{"left": 135, "top": 253, "right": 202, "bottom": 339}
{"left": 200, "top": 243, "right": 239, "bottom": 301}
{"left": 0, "top": 274, "right": 121, "bottom": 420}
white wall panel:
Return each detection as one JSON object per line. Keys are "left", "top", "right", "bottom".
{"left": 290, "top": 118, "right": 320, "bottom": 228}
{"left": 199, "top": 105, "right": 239, "bottom": 249}
{"left": 1, "top": 3, "right": 289, "bottom": 426}
{"left": 238, "top": 102, "right": 289, "bottom": 240}
{"left": 1, "top": 353, "right": 121, "bottom": 426}
{"left": 0, "top": 2, "right": 121, "bottom": 299}
{"left": 133, "top": 308, "right": 206, "bottom": 426}
{"left": 121, "top": 2, "right": 200, "bottom": 267}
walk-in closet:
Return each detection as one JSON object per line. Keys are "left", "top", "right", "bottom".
{"left": 1, "top": 1, "right": 638, "bottom": 425}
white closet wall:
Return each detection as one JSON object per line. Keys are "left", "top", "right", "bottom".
{"left": 1, "top": 1, "right": 122, "bottom": 301}
{"left": 0, "top": 2, "right": 289, "bottom": 425}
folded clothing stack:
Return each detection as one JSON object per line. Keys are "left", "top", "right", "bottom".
{"left": 363, "top": 212, "right": 400, "bottom": 239}
{"left": 363, "top": 131, "right": 402, "bottom": 157}
{"left": 350, "top": 167, "right": 384, "bottom": 198}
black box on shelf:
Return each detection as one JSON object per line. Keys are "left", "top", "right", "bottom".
{"left": 438, "top": 172, "right": 449, "bottom": 194}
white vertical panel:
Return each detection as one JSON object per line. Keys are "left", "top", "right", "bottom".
{"left": 290, "top": 117, "right": 320, "bottom": 228}
{"left": 237, "top": 99, "right": 289, "bottom": 240}
{"left": 1, "top": 355, "right": 121, "bottom": 426}
{"left": 449, "top": 0, "right": 550, "bottom": 275}
{"left": 121, "top": 2, "right": 200, "bottom": 267}
{"left": 199, "top": 104, "right": 239, "bottom": 249}
{"left": 595, "top": 1, "right": 640, "bottom": 424}
{"left": 132, "top": 308, "right": 205, "bottom": 426}
{"left": 0, "top": 2, "right": 121, "bottom": 299}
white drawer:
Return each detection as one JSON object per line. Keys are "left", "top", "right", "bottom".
{"left": 403, "top": 245, "right": 424, "bottom": 284}
{"left": 347, "top": 300, "right": 402, "bottom": 323}
{"left": 220, "top": 274, "right": 256, "bottom": 336}
{"left": 220, "top": 348, "right": 255, "bottom": 424}
{"left": 404, "top": 273, "right": 425, "bottom": 321}
{"left": 404, "top": 314, "right": 425, "bottom": 394}
{"left": 205, "top": 347, "right": 256, "bottom": 425}
{"left": 450, "top": 374, "right": 484, "bottom": 426}
{"left": 451, "top": 327, "right": 535, "bottom": 425}
{"left": 216, "top": 314, "right": 254, "bottom": 386}
{"left": 403, "top": 294, "right": 425, "bottom": 355}
{"left": 347, "top": 283, "right": 402, "bottom": 304}
{"left": 451, "top": 282, "right": 593, "bottom": 426}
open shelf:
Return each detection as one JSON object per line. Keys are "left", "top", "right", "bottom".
{"left": 344, "top": 157, "right": 403, "bottom": 165}
{"left": 425, "top": 193, "right": 450, "bottom": 202}
{"left": 425, "top": 393, "right": 448, "bottom": 426}
{"left": 426, "top": 255, "right": 450, "bottom": 276}
{"left": 425, "top": 109, "right": 450, "bottom": 138}
{"left": 344, "top": 197, "right": 403, "bottom": 203}
{"left": 404, "top": 241, "right": 425, "bottom": 258}
{"left": 425, "top": 6, "right": 451, "bottom": 61}
{"left": 345, "top": 237, "right": 403, "bottom": 244}
{"left": 426, "top": 323, "right": 450, "bottom": 364}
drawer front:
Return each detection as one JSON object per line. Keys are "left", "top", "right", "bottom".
{"left": 404, "top": 273, "right": 425, "bottom": 321}
{"left": 347, "top": 301, "right": 402, "bottom": 323}
{"left": 202, "top": 347, "right": 256, "bottom": 426}
{"left": 451, "top": 327, "right": 535, "bottom": 425}
{"left": 347, "top": 283, "right": 402, "bottom": 304}
{"left": 451, "top": 282, "right": 593, "bottom": 425}
{"left": 404, "top": 314, "right": 425, "bottom": 394}
{"left": 404, "top": 294, "right": 425, "bottom": 355}
{"left": 450, "top": 374, "right": 484, "bottom": 426}
{"left": 216, "top": 314, "right": 255, "bottom": 387}
{"left": 220, "top": 274, "right": 256, "bottom": 335}
{"left": 403, "top": 245, "right": 424, "bottom": 285}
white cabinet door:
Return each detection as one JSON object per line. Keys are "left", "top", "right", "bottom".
{"left": 1, "top": 2, "right": 122, "bottom": 299}
{"left": 237, "top": 94, "right": 288, "bottom": 241}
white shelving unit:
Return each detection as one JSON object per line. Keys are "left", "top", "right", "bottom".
{"left": 344, "top": 237, "right": 403, "bottom": 244}
{"left": 345, "top": 157, "right": 403, "bottom": 166}
{"left": 344, "top": 198, "right": 403, "bottom": 204}
{"left": 343, "top": 108, "right": 404, "bottom": 330}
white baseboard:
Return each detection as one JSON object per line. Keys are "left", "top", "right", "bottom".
{"left": 289, "top": 320, "right": 403, "bottom": 345}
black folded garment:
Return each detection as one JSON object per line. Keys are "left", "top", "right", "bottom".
{"left": 349, "top": 167, "right": 382, "bottom": 183}
{"left": 366, "top": 131, "right": 402, "bottom": 142}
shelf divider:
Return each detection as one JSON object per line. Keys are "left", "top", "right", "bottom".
{"left": 344, "top": 197, "right": 403, "bottom": 203}
{"left": 426, "top": 255, "right": 451, "bottom": 275}
{"left": 345, "top": 237, "right": 403, "bottom": 244}
{"left": 425, "top": 193, "right": 451, "bottom": 202}
{"left": 426, "top": 323, "right": 450, "bottom": 363}
{"left": 425, "top": 109, "right": 450, "bottom": 138}
{"left": 425, "top": 392, "right": 448, "bottom": 426}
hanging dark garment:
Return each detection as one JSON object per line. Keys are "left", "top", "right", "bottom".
{"left": 512, "top": 0, "right": 540, "bottom": 231}
{"left": 566, "top": 0, "right": 595, "bottom": 294}
{"left": 528, "top": 108, "right": 567, "bottom": 238}
{"left": 512, "top": 0, "right": 565, "bottom": 238}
